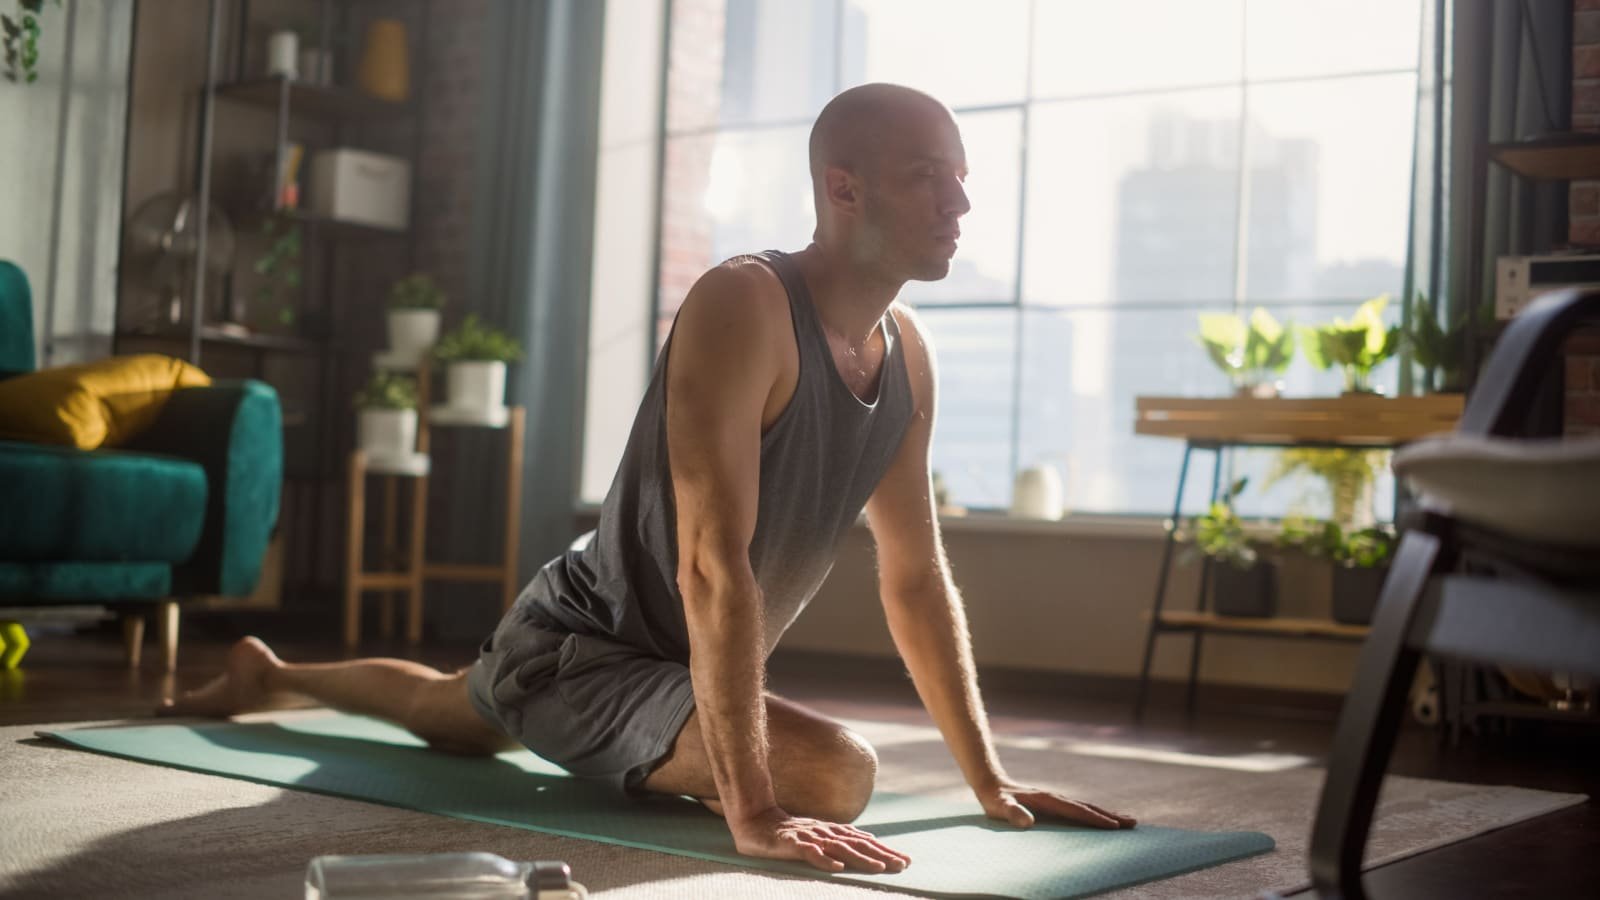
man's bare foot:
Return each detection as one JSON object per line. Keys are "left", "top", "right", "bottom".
{"left": 157, "top": 636, "right": 289, "bottom": 718}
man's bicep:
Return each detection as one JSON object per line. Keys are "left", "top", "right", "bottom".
{"left": 665, "top": 272, "right": 776, "bottom": 583}
{"left": 866, "top": 308, "right": 947, "bottom": 598}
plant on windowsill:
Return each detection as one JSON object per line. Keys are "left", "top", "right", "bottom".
{"left": 1404, "top": 291, "right": 1490, "bottom": 394}
{"left": 1180, "top": 477, "right": 1277, "bottom": 618}
{"left": 1298, "top": 295, "right": 1401, "bottom": 395}
{"left": 1195, "top": 308, "right": 1296, "bottom": 398}
{"left": 432, "top": 314, "right": 523, "bottom": 416}
{"left": 353, "top": 371, "right": 418, "bottom": 460}
{"left": 386, "top": 273, "right": 445, "bottom": 365}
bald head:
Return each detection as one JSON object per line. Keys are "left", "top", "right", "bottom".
{"left": 805, "top": 83, "right": 969, "bottom": 278}
{"left": 808, "top": 83, "right": 954, "bottom": 189}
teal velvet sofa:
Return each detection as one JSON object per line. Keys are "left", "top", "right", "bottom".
{"left": 0, "top": 260, "right": 283, "bottom": 671}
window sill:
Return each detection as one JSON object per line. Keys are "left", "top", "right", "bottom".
{"left": 576, "top": 503, "right": 1312, "bottom": 543}
{"left": 897, "top": 511, "right": 1169, "bottom": 540}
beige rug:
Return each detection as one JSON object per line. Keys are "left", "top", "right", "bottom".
{"left": 0, "top": 713, "right": 1584, "bottom": 899}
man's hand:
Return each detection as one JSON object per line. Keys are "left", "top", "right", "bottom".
{"left": 730, "top": 806, "right": 911, "bottom": 874}
{"left": 978, "top": 779, "right": 1138, "bottom": 830}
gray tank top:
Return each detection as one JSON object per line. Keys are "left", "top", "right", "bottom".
{"left": 521, "top": 249, "right": 915, "bottom": 662}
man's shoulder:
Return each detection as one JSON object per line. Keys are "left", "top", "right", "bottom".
{"left": 887, "top": 301, "right": 933, "bottom": 356}
{"left": 676, "top": 256, "right": 791, "bottom": 337}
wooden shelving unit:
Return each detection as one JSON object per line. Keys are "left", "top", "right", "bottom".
{"left": 215, "top": 76, "right": 414, "bottom": 122}
{"left": 1131, "top": 394, "right": 1466, "bottom": 722}
{"left": 111, "top": 0, "right": 432, "bottom": 609}
{"left": 1487, "top": 133, "right": 1600, "bottom": 181}
{"left": 1144, "top": 610, "right": 1371, "bottom": 642}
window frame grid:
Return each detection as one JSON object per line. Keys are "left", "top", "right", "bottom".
{"left": 646, "top": 0, "right": 1427, "bottom": 516}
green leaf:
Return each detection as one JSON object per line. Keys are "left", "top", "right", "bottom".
{"left": 433, "top": 314, "right": 523, "bottom": 363}
{"left": 388, "top": 273, "right": 446, "bottom": 310}
{"left": 353, "top": 371, "right": 418, "bottom": 410}
{"left": 1297, "top": 324, "right": 1330, "bottom": 370}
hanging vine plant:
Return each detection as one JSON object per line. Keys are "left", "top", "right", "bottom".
{"left": 2, "top": 0, "right": 59, "bottom": 85}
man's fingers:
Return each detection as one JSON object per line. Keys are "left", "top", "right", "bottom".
{"left": 827, "top": 825, "right": 912, "bottom": 866}
{"left": 816, "top": 837, "right": 889, "bottom": 873}
{"left": 1002, "top": 797, "right": 1036, "bottom": 829}
{"left": 836, "top": 836, "right": 909, "bottom": 871}
{"left": 795, "top": 840, "right": 845, "bottom": 872}
{"left": 1032, "top": 793, "right": 1121, "bottom": 828}
{"left": 1081, "top": 801, "right": 1138, "bottom": 826}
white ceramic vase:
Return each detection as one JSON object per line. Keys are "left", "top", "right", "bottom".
{"left": 446, "top": 360, "right": 506, "bottom": 415}
{"left": 1010, "top": 465, "right": 1065, "bottom": 519}
{"left": 358, "top": 407, "right": 416, "bottom": 457}
{"left": 386, "top": 309, "right": 440, "bottom": 363}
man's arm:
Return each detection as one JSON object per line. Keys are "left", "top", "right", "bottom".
{"left": 668, "top": 264, "right": 905, "bottom": 872}
{"left": 864, "top": 306, "right": 1136, "bottom": 830}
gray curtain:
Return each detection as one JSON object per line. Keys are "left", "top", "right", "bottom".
{"left": 1446, "top": 0, "right": 1571, "bottom": 381}
{"left": 436, "top": 0, "right": 605, "bottom": 635}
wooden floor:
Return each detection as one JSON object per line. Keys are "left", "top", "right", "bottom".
{"left": 4, "top": 620, "right": 1597, "bottom": 899}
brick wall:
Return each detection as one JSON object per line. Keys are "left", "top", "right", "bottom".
{"left": 1570, "top": 1, "right": 1600, "bottom": 433}
{"left": 655, "top": 0, "right": 725, "bottom": 346}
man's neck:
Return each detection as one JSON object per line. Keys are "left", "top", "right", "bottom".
{"left": 791, "top": 243, "right": 901, "bottom": 345}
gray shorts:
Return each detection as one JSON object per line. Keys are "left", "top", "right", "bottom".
{"left": 465, "top": 602, "right": 697, "bottom": 794}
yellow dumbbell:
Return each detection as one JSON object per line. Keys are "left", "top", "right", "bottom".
{"left": 0, "top": 620, "right": 29, "bottom": 669}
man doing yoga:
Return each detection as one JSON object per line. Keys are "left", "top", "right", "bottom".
{"left": 164, "top": 83, "right": 1137, "bottom": 874}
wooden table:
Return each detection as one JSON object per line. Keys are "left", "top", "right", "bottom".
{"left": 1131, "top": 394, "right": 1463, "bottom": 722}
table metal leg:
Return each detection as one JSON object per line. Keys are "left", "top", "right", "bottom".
{"left": 1185, "top": 447, "right": 1228, "bottom": 720}
{"left": 1134, "top": 442, "right": 1195, "bottom": 723}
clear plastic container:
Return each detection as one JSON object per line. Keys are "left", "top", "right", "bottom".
{"left": 304, "top": 852, "right": 588, "bottom": 900}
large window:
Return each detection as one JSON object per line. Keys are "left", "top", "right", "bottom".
{"left": 642, "top": 0, "right": 1424, "bottom": 517}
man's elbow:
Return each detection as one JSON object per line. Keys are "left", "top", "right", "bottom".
{"left": 879, "top": 569, "right": 946, "bottom": 608}
{"left": 677, "top": 542, "right": 757, "bottom": 609}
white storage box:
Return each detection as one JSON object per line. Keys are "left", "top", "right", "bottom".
{"left": 309, "top": 148, "right": 411, "bottom": 230}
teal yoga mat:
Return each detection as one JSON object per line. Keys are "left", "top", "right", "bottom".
{"left": 46, "top": 714, "right": 1274, "bottom": 899}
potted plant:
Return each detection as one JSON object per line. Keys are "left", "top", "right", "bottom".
{"left": 1404, "top": 292, "right": 1489, "bottom": 394}
{"left": 386, "top": 273, "right": 445, "bottom": 364}
{"left": 1195, "top": 308, "right": 1296, "bottom": 398}
{"left": 1264, "top": 448, "right": 1388, "bottom": 532}
{"left": 1330, "top": 525, "right": 1397, "bottom": 625}
{"left": 252, "top": 214, "right": 302, "bottom": 330}
{"left": 1182, "top": 478, "right": 1277, "bottom": 618}
{"left": 1298, "top": 295, "right": 1401, "bottom": 395}
{"left": 432, "top": 314, "right": 523, "bottom": 415}
{"left": 1275, "top": 516, "right": 1397, "bottom": 626}
{"left": 353, "top": 371, "right": 418, "bottom": 458}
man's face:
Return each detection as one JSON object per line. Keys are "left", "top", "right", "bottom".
{"left": 854, "top": 113, "right": 971, "bottom": 282}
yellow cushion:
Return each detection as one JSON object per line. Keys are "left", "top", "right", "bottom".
{"left": 0, "top": 354, "right": 211, "bottom": 449}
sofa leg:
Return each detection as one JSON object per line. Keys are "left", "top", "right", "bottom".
{"left": 157, "top": 601, "right": 180, "bottom": 673}
{"left": 122, "top": 613, "right": 145, "bottom": 668}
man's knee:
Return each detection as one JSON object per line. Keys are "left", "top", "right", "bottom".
{"left": 782, "top": 726, "right": 878, "bottom": 823}
{"left": 405, "top": 672, "right": 515, "bottom": 756}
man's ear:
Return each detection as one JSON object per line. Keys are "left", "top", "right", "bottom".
{"left": 823, "top": 165, "right": 862, "bottom": 216}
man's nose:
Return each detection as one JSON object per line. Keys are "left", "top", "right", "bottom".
{"left": 941, "top": 180, "right": 971, "bottom": 218}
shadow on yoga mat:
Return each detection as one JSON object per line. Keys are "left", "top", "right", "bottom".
{"left": 44, "top": 713, "right": 1274, "bottom": 899}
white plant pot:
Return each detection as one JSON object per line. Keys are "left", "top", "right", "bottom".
{"left": 386, "top": 309, "right": 440, "bottom": 362}
{"left": 358, "top": 407, "right": 417, "bottom": 457}
{"left": 446, "top": 360, "right": 506, "bottom": 414}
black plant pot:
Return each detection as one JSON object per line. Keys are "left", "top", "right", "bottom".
{"left": 1211, "top": 560, "right": 1278, "bottom": 618}
{"left": 1332, "top": 564, "right": 1389, "bottom": 625}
